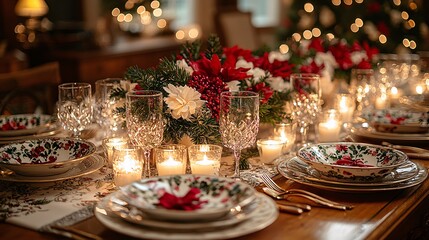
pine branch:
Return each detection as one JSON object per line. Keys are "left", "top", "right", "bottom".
{"left": 179, "top": 40, "right": 202, "bottom": 62}
{"left": 205, "top": 34, "right": 223, "bottom": 59}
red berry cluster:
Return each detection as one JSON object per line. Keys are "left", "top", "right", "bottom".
{"left": 188, "top": 74, "right": 228, "bottom": 121}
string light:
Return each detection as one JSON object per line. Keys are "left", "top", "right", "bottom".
{"left": 379, "top": 34, "right": 387, "bottom": 44}
{"left": 344, "top": 0, "right": 352, "bottom": 6}
{"left": 137, "top": 6, "right": 146, "bottom": 14}
{"left": 355, "top": 18, "right": 363, "bottom": 27}
{"left": 410, "top": 40, "right": 417, "bottom": 49}
{"left": 304, "top": 3, "right": 314, "bottom": 13}
{"left": 403, "top": 38, "right": 410, "bottom": 47}
{"left": 409, "top": 1, "right": 417, "bottom": 10}
{"left": 326, "top": 33, "right": 335, "bottom": 40}
{"left": 279, "top": 44, "right": 289, "bottom": 54}
{"left": 401, "top": 11, "right": 409, "bottom": 20}
{"left": 350, "top": 23, "right": 359, "bottom": 32}
{"left": 157, "top": 19, "right": 167, "bottom": 28}
{"left": 355, "top": 0, "right": 363, "bottom": 3}
{"left": 332, "top": 0, "right": 341, "bottom": 6}
{"left": 393, "top": 0, "right": 401, "bottom": 6}
{"left": 176, "top": 30, "right": 185, "bottom": 40}
{"left": 292, "top": 33, "right": 302, "bottom": 42}
{"left": 312, "top": 28, "right": 321, "bottom": 37}
{"left": 408, "top": 19, "right": 416, "bottom": 28}
{"left": 303, "top": 30, "right": 312, "bottom": 39}
{"left": 153, "top": 8, "right": 162, "bottom": 17}
{"left": 151, "top": 0, "right": 160, "bottom": 9}
{"left": 112, "top": 8, "right": 120, "bottom": 17}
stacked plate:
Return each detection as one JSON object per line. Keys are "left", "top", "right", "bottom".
{"left": 277, "top": 143, "right": 428, "bottom": 192}
{"left": 0, "top": 138, "right": 104, "bottom": 182}
{"left": 352, "top": 108, "right": 429, "bottom": 145}
{"left": 0, "top": 114, "right": 61, "bottom": 145}
{"left": 95, "top": 175, "right": 279, "bottom": 240}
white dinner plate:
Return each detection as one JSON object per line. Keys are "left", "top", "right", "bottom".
{"left": 277, "top": 157, "right": 427, "bottom": 192}
{"left": 95, "top": 192, "right": 278, "bottom": 240}
{"left": 107, "top": 191, "right": 256, "bottom": 230}
{"left": 0, "top": 154, "right": 105, "bottom": 182}
{"left": 0, "top": 126, "right": 62, "bottom": 145}
{"left": 279, "top": 157, "right": 419, "bottom": 187}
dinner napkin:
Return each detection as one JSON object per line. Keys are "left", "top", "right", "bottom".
{"left": 0, "top": 166, "right": 115, "bottom": 231}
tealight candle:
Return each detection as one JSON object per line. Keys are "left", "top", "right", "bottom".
{"left": 188, "top": 145, "right": 222, "bottom": 175}
{"left": 318, "top": 109, "right": 341, "bottom": 142}
{"left": 257, "top": 139, "right": 284, "bottom": 164}
{"left": 335, "top": 94, "right": 355, "bottom": 123}
{"left": 375, "top": 95, "right": 388, "bottom": 109}
{"left": 274, "top": 122, "right": 297, "bottom": 153}
{"left": 102, "top": 137, "right": 128, "bottom": 166}
{"left": 112, "top": 147, "right": 143, "bottom": 187}
{"left": 154, "top": 145, "right": 187, "bottom": 176}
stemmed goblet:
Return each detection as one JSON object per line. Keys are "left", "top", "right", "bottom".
{"left": 95, "top": 78, "right": 127, "bottom": 138}
{"left": 57, "top": 82, "right": 93, "bottom": 138}
{"left": 126, "top": 90, "right": 164, "bottom": 178}
{"left": 219, "top": 91, "right": 259, "bottom": 179}
{"left": 290, "top": 73, "right": 321, "bottom": 149}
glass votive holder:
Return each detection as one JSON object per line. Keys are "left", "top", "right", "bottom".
{"left": 188, "top": 144, "right": 222, "bottom": 175}
{"left": 112, "top": 147, "right": 143, "bottom": 187}
{"left": 273, "top": 122, "right": 297, "bottom": 153}
{"left": 318, "top": 109, "right": 341, "bottom": 143}
{"left": 335, "top": 93, "right": 355, "bottom": 123}
{"left": 102, "top": 137, "right": 129, "bottom": 167}
{"left": 257, "top": 138, "right": 285, "bottom": 165}
{"left": 154, "top": 144, "right": 187, "bottom": 176}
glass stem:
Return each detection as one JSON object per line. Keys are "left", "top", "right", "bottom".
{"left": 143, "top": 149, "right": 151, "bottom": 178}
{"left": 233, "top": 149, "right": 241, "bottom": 179}
{"left": 300, "top": 124, "right": 309, "bottom": 145}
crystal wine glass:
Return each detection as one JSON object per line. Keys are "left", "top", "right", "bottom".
{"left": 290, "top": 73, "right": 321, "bottom": 149}
{"left": 57, "top": 82, "right": 93, "bottom": 138}
{"left": 95, "top": 78, "right": 127, "bottom": 138}
{"left": 219, "top": 91, "right": 259, "bottom": 179}
{"left": 126, "top": 90, "right": 164, "bottom": 178}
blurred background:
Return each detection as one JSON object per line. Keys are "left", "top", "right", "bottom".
{"left": 1, "top": 0, "right": 429, "bottom": 85}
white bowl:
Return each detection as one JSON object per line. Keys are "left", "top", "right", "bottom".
{"left": 0, "top": 138, "right": 96, "bottom": 176}
{"left": 0, "top": 114, "right": 53, "bottom": 137}
{"left": 296, "top": 142, "right": 409, "bottom": 181}
{"left": 118, "top": 174, "right": 256, "bottom": 222}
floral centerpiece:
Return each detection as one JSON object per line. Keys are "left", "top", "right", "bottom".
{"left": 113, "top": 35, "right": 293, "bottom": 146}
{"left": 286, "top": 35, "right": 379, "bottom": 86}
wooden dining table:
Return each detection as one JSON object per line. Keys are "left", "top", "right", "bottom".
{"left": 1, "top": 146, "right": 429, "bottom": 240}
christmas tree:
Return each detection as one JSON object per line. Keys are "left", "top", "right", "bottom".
{"left": 278, "top": 0, "right": 428, "bottom": 53}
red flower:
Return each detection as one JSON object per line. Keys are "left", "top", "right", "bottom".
{"left": 252, "top": 53, "right": 293, "bottom": 78}
{"left": 329, "top": 43, "right": 353, "bottom": 70}
{"left": 362, "top": 42, "right": 379, "bottom": 61}
{"left": 357, "top": 60, "right": 372, "bottom": 69}
{"left": 223, "top": 46, "right": 253, "bottom": 62}
{"left": 336, "top": 144, "right": 348, "bottom": 152}
{"left": 308, "top": 38, "right": 325, "bottom": 52}
{"left": 247, "top": 82, "right": 273, "bottom": 104}
{"left": 300, "top": 61, "right": 324, "bottom": 74}
{"left": 156, "top": 187, "right": 208, "bottom": 211}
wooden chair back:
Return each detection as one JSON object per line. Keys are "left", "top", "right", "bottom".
{"left": 0, "top": 62, "right": 61, "bottom": 115}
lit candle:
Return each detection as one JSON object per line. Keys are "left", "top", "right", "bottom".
{"left": 188, "top": 144, "right": 222, "bottom": 175}
{"left": 257, "top": 139, "right": 284, "bottom": 164}
{"left": 318, "top": 109, "right": 341, "bottom": 142}
{"left": 375, "top": 95, "right": 388, "bottom": 109}
{"left": 318, "top": 119, "right": 341, "bottom": 142}
{"left": 113, "top": 153, "right": 142, "bottom": 187}
{"left": 157, "top": 156, "right": 185, "bottom": 175}
{"left": 102, "top": 137, "right": 128, "bottom": 166}
{"left": 273, "top": 122, "right": 296, "bottom": 153}
{"left": 336, "top": 94, "right": 355, "bottom": 123}
{"left": 191, "top": 154, "right": 220, "bottom": 175}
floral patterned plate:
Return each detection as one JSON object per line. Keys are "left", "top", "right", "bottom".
{"left": 0, "top": 114, "right": 54, "bottom": 137}
{"left": 0, "top": 138, "right": 96, "bottom": 176}
{"left": 297, "top": 142, "right": 409, "bottom": 181}
{"left": 0, "top": 154, "right": 104, "bottom": 182}
{"left": 361, "top": 109, "right": 429, "bottom": 133}
{"left": 277, "top": 157, "right": 427, "bottom": 193}
{"left": 119, "top": 175, "right": 257, "bottom": 222}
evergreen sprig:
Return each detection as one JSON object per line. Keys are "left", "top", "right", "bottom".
{"left": 205, "top": 34, "right": 223, "bottom": 59}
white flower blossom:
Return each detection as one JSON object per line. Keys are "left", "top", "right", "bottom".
{"left": 268, "top": 51, "right": 290, "bottom": 63}
{"left": 176, "top": 59, "right": 194, "bottom": 75}
{"left": 235, "top": 59, "right": 254, "bottom": 69}
{"left": 227, "top": 80, "right": 241, "bottom": 91}
{"left": 267, "top": 76, "right": 291, "bottom": 92}
{"left": 248, "top": 67, "right": 266, "bottom": 83}
{"left": 351, "top": 51, "right": 368, "bottom": 65}
{"left": 163, "top": 84, "right": 205, "bottom": 120}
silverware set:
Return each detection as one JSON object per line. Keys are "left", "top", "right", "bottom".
{"left": 260, "top": 173, "right": 353, "bottom": 214}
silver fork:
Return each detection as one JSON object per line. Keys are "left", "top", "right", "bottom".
{"left": 260, "top": 173, "right": 354, "bottom": 210}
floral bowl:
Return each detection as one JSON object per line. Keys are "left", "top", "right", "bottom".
{"left": 117, "top": 174, "right": 256, "bottom": 222}
{"left": 0, "top": 114, "right": 53, "bottom": 137}
{"left": 0, "top": 138, "right": 96, "bottom": 176}
{"left": 296, "top": 142, "right": 409, "bottom": 181}
{"left": 362, "top": 109, "right": 428, "bottom": 133}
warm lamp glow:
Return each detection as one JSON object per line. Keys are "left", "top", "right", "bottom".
{"left": 15, "top": 0, "right": 48, "bottom": 17}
